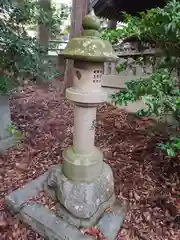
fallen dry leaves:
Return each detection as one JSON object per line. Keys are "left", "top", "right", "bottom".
{"left": 80, "top": 227, "right": 106, "bottom": 240}
{"left": 0, "top": 81, "right": 180, "bottom": 239}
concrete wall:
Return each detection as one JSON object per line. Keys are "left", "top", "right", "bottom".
{"left": 101, "top": 57, "right": 153, "bottom": 113}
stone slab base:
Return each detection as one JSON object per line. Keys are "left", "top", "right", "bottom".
{"left": 0, "top": 136, "right": 20, "bottom": 154}
{"left": 5, "top": 168, "right": 127, "bottom": 240}
{"left": 97, "top": 199, "right": 127, "bottom": 240}
{"left": 19, "top": 203, "right": 93, "bottom": 240}
{"left": 5, "top": 173, "right": 48, "bottom": 214}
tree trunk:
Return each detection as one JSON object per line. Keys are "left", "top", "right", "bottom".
{"left": 62, "top": 0, "right": 88, "bottom": 95}
{"left": 38, "top": 0, "right": 51, "bottom": 51}
{"left": 107, "top": 20, "right": 117, "bottom": 29}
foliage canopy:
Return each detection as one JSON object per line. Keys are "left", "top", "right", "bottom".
{"left": 102, "top": 0, "right": 180, "bottom": 156}
{"left": 0, "top": 0, "right": 68, "bottom": 94}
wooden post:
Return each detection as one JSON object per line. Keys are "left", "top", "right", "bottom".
{"left": 62, "top": 0, "right": 88, "bottom": 94}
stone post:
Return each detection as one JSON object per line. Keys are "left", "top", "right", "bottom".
{"left": 0, "top": 96, "right": 19, "bottom": 153}
{"left": 46, "top": 15, "right": 119, "bottom": 228}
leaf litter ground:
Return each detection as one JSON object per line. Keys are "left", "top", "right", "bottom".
{"left": 0, "top": 82, "right": 180, "bottom": 240}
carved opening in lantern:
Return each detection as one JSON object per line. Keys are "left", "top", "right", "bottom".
{"left": 93, "top": 70, "right": 103, "bottom": 83}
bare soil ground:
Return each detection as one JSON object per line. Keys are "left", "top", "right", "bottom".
{"left": 0, "top": 82, "right": 180, "bottom": 240}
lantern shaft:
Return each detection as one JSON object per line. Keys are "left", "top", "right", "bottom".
{"left": 73, "top": 105, "right": 96, "bottom": 154}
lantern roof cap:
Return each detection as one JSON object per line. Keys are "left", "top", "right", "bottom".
{"left": 63, "top": 14, "right": 118, "bottom": 62}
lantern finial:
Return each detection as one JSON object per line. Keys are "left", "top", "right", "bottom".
{"left": 82, "top": 15, "right": 100, "bottom": 30}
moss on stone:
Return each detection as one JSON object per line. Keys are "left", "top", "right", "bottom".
{"left": 63, "top": 14, "right": 118, "bottom": 62}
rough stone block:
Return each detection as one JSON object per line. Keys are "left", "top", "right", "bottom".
{"left": 5, "top": 173, "right": 47, "bottom": 214}
{"left": 56, "top": 194, "right": 115, "bottom": 228}
{"left": 19, "top": 203, "right": 94, "bottom": 240}
{"left": 46, "top": 163, "right": 114, "bottom": 219}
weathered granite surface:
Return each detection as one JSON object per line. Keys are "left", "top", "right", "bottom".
{"left": 46, "top": 163, "right": 115, "bottom": 219}
{"left": 5, "top": 173, "right": 47, "bottom": 214}
{"left": 19, "top": 203, "right": 94, "bottom": 240}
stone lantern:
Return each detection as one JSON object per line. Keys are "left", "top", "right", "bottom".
{"left": 5, "top": 14, "right": 127, "bottom": 240}
{"left": 46, "top": 14, "right": 123, "bottom": 229}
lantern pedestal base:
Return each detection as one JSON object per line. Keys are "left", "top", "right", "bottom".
{"left": 45, "top": 163, "right": 115, "bottom": 227}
